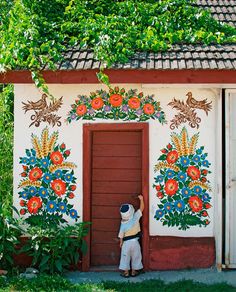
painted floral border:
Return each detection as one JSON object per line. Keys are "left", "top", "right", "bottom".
{"left": 153, "top": 127, "right": 212, "bottom": 230}
{"left": 66, "top": 87, "right": 166, "bottom": 123}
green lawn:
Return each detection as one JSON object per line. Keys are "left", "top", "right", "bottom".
{"left": 0, "top": 275, "right": 235, "bottom": 292}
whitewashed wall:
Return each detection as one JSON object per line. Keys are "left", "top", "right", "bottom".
{"left": 14, "top": 84, "right": 218, "bottom": 235}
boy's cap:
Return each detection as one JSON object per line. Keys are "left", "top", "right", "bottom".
{"left": 120, "top": 204, "right": 134, "bottom": 220}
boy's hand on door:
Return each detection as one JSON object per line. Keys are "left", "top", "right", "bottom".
{"left": 138, "top": 194, "right": 143, "bottom": 200}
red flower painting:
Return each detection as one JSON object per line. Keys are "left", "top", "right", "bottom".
{"left": 51, "top": 179, "right": 66, "bottom": 196}
{"left": 143, "top": 103, "right": 154, "bottom": 115}
{"left": 50, "top": 151, "right": 63, "bottom": 165}
{"left": 188, "top": 196, "right": 203, "bottom": 212}
{"left": 187, "top": 166, "right": 201, "bottom": 180}
{"left": 128, "top": 97, "right": 141, "bottom": 109}
{"left": 164, "top": 179, "right": 178, "bottom": 196}
{"left": 29, "top": 167, "right": 43, "bottom": 181}
{"left": 27, "top": 197, "right": 42, "bottom": 214}
{"left": 166, "top": 150, "right": 179, "bottom": 164}
{"left": 109, "top": 94, "right": 123, "bottom": 107}
{"left": 91, "top": 97, "right": 104, "bottom": 110}
{"left": 76, "top": 104, "right": 87, "bottom": 116}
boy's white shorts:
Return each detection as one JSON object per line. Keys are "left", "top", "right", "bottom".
{"left": 119, "top": 239, "right": 143, "bottom": 270}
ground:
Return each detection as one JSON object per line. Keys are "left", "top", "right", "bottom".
{"left": 65, "top": 268, "right": 236, "bottom": 286}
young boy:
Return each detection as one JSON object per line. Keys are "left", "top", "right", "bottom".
{"left": 118, "top": 194, "right": 144, "bottom": 277}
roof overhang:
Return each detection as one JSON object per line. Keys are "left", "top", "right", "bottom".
{"left": 0, "top": 69, "right": 236, "bottom": 84}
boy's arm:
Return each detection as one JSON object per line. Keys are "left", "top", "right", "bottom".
{"left": 138, "top": 194, "right": 144, "bottom": 212}
{"left": 118, "top": 228, "right": 124, "bottom": 248}
{"left": 119, "top": 238, "right": 123, "bottom": 248}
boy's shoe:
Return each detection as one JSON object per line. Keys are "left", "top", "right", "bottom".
{"left": 131, "top": 269, "right": 145, "bottom": 277}
{"left": 120, "top": 271, "right": 130, "bottom": 278}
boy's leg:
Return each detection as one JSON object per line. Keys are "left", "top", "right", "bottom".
{"left": 119, "top": 241, "right": 131, "bottom": 274}
{"left": 130, "top": 240, "right": 143, "bottom": 274}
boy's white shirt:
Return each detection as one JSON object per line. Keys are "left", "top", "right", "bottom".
{"left": 118, "top": 209, "right": 142, "bottom": 239}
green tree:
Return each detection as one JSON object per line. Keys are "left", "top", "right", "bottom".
{"left": 0, "top": 0, "right": 235, "bottom": 91}
{"left": 0, "top": 84, "right": 14, "bottom": 217}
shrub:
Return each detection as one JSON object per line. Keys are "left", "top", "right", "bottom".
{"left": 0, "top": 206, "right": 22, "bottom": 269}
{"left": 20, "top": 222, "right": 90, "bottom": 274}
{"left": 0, "top": 84, "right": 14, "bottom": 217}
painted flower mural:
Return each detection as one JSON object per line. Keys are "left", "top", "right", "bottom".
{"left": 18, "top": 128, "right": 78, "bottom": 226}
{"left": 66, "top": 87, "right": 166, "bottom": 123}
{"left": 153, "top": 127, "right": 212, "bottom": 230}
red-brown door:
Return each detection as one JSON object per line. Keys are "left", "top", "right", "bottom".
{"left": 91, "top": 131, "right": 142, "bottom": 266}
{"left": 83, "top": 123, "right": 149, "bottom": 271}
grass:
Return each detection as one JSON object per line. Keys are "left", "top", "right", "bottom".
{"left": 0, "top": 275, "right": 235, "bottom": 292}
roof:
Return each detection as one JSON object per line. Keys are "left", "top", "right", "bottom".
{"left": 59, "top": 44, "right": 236, "bottom": 71}
{"left": 195, "top": 0, "right": 236, "bottom": 27}
{"left": 58, "top": 0, "right": 236, "bottom": 71}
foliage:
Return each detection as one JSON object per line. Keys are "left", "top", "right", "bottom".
{"left": 0, "top": 0, "right": 236, "bottom": 92}
{"left": 20, "top": 222, "right": 90, "bottom": 274}
{"left": 0, "top": 85, "right": 21, "bottom": 270}
{"left": 153, "top": 127, "right": 212, "bottom": 230}
{"left": 0, "top": 85, "right": 14, "bottom": 217}
{"left": 0, "top": 277, "right": 235, "bottom": 292}
{"left": 103, "top": 279, "right": 236, "bottom": 292}
{"left": 0, "top": 206, "right": 22, "bottom": 269}
{"left": 67, "top": 86, "right": 166, "bottom": 123}
{"left": 18, "top": 127, "right": 79, "bottom": 227}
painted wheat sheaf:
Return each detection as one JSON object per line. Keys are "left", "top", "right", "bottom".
{"left": 153, "top": 127, "right": 212, "bottom": 230}
{"left": 31, "top": 128, "right": 59, "bottom": 159}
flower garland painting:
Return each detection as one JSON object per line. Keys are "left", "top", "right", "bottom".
{"left": 153, "top": 127, "right": 212, "bottom": 230}
{"left": 18, "top": 127, "right": 78, "bottom": 226}
{"left": 67, "top": 87, "right": 166, "bottom": 123}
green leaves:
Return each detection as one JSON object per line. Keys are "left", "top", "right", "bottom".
{"left": 96, "top": 71, "right": 110, "bottom": 87}
{"left": 0, "top": 205, "right": 22, "bottom": 269}
{"left": 1, "top": 0, "right": 236, "bottom": 91}
{"left": 0, "top": 85, "right": 13, "bottom": 218}
{"left": 22, "top": 222, "right": 91, "bottom": 274}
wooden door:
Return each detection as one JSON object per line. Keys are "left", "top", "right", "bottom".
{"left": 91, "top": 130, "right": 142, "bottom": 266}
{"left": 225, "top": 91, "right": 236, "bottom": 268}
{"left": 83, "top": 123, "right": 149, "bottom": 271}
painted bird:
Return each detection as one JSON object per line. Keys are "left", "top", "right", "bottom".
{"left": 22, "top": 94, "right": 48, "bottom": 112}
{"left": 186, "top": 92, "right": 212, "bottom": 115}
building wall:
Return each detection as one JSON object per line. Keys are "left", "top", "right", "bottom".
{"left": 14, "top": 84, "right": 219, "bottom": 268}
{"left": 14, "top": 84, "right": 218, "bottom": 233}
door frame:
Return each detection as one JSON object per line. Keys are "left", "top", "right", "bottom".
{"left": 82, "top": 122, "right": 149, "bottom": 271}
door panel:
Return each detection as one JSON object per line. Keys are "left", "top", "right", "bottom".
{"left": 93, "top": 144, "right": 141, "bottom": 157}
{"left": 93, "top": 131, "right": 141, "bottom": 144}
{"left": 93, "top": 169, "right": 141, "bottom": 181}
{"left": 92, "top": 181, "right": 141, "bottom": 194}
{"left": 92, "top": 218, "right": 121, "bottom": 231}
{"left": 92, "top": 193, "right": 136, "bottom": 206}
{"left": 93, "top": 157, "right": 141, "bottom": 169}
{"left": 91, "top": 130, "right": 142, "bottom": 266}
